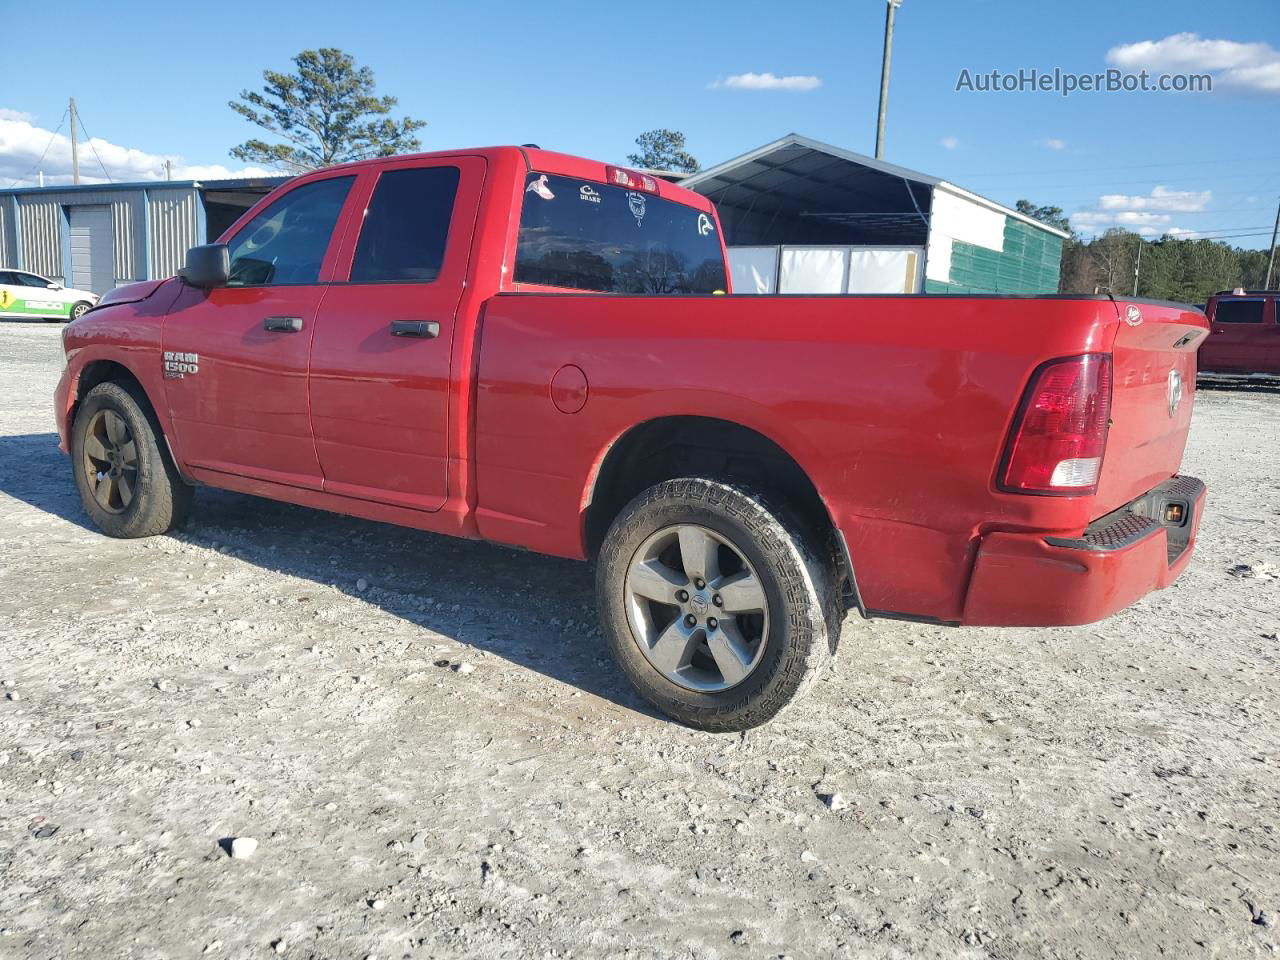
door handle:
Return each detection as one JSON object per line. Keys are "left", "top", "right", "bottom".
{"left": 263, "top": 316, "right": 303, "bottom": 333}
{"left": 390, "top": 320, "right": 440, "bottom": 339}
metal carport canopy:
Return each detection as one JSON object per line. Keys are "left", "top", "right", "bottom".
{"left": 679, "top": 133, "right": 939, "bottom": 243}
{"left": 680, "top": 133, "right": 1069, "bottom": 245}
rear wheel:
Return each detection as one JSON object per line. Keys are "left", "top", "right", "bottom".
{"left": 71, "top": 381, "right": 192, "bottom": 538}
{"left": 597, "top": 478, "right": 837, "bottom": 731}
{"left": 69, "top": 301, "right": 92, "bottom": 321}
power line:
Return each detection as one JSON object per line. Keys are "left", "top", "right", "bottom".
{"left": 1151, "top": 230, "right": 1274, "bottom": 242}
{"left": 6, "top": 108, "right": 68, "bottom": 188}
{"left": 1161, "top": 225, "right": 1273, "bottom": 236}
{"left": 982, "top": 171, "right": 1278, "bottom": 192}
{"left": 952, "top": 155, "right": 1280, "bottom": 178}
{"left": 75, "top": 107, "right": 113, "bottom": 183}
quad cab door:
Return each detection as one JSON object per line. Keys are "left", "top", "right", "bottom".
{"left": 163, "top": 173, "right": 357, "bottom": 488}
{"left": 308, "top": 156, "right": 485, "bottom": 511}
{"left": 1203, "top": 296, "right": 1271, "bottom": 373}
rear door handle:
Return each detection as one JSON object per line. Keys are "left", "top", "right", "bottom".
{"left": 263, "top": 316, "right": 303, "bottom": 333}
{"left": 390, "top": 320, "right": 440, "bottom": 339}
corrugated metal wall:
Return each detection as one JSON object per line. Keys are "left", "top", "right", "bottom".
{"left": 925, "top": 219, "right": 1063, "bottom": 295}
{"left": 2, "top": 188, "right": 154, "bottom": 284}
{"left": 0, "top": 199, "right": 13, "bottom": 267}
{"left": 17, "top": 195, "right": 63, "bottom": 281}
{"left": 148, "top": 189, "right": 201, "bottom": 280}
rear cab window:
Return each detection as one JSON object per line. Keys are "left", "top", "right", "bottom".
{"left": 1212, "top": 299, "right": 1266, "bottom": 324}
{"left": 351, "top": 166, "right": 460, "bottom": 283}
{"left": 514, "top": 172, "right": 727, "bottom": 294}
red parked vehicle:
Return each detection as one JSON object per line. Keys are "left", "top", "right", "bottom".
{"left": 1198, "top": 290, "right": 1280, "bottom": 377}
{"left": 55, "top": 146, "right": 1209, "bottom": 729}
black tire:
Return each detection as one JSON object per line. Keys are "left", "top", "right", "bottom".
{"left": 596, "top": 478, "right": 837, "bottom": 731}
{"left": 69, "top": 301, "right": 93, "bottom": 322}
{"left": 71, "top": 380, "right": 192, "bottom": 538}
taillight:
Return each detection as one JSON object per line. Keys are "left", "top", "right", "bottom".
{"left": 999, "top": 353, "right": 1112, "bottom": 495}
{"left": 604, "top": 165, "right": 660, "bottom": 193}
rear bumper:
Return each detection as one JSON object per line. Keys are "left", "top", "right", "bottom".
{"left": 962, "top": 475, "right": 1206, "bottom": 626}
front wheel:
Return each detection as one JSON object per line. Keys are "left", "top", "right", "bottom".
{"left": 69, "top": 301, "right": 93, "bottom": 322}
{"left": 71, "top": 381, "right": 192, "bottom": 538}
{"left": 596, "top": 478, "right": 837, "bottom": 731}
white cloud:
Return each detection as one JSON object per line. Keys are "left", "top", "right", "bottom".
{"left": 1070, "top": 210, "right": 1198, "bottom": 239}
{"left": 1096, "top": 185, "right": 1211, "bottom": 213}
{"left": 1107, "top": 33, "right": 1280, "bottom": 93}
{"left": 1072, "top": 184, "right": 1212, "bottom": 238}
{"left": 713, "top": 72, "right": 822, "bottom": 92}
{"left": 1037, "top": 137, "right": 1066, "bottom": 151}
{"left": 1073, "top": 210, "right": 1171, "bottom": 229}
{"left": 939, "top": 136, "right": 959, "bottom": 150}
{"left": 1, "top": 109, "right": 279, "bottom": 187}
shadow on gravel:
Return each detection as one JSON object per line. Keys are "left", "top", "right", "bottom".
{"left": 1196, "top": 377, "right": 1280, "bottom": 395}
{"left": 0, "top": 431, "right": 656, "bottom": 719}
{"left": 0, "top": 432, "right": 99, "bottom": 532}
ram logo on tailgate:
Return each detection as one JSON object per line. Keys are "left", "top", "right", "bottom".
{"left": 1167, "top": 369, "right": 1183, "bottom": 418}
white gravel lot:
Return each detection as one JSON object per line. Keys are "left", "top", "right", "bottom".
{"left": 1, "top": 321, "right": 1277, "bottom": 960}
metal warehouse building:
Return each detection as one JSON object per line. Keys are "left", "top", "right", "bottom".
{"left": 680, "top": 134, "right": 1068, "bottom": 295}
{"left": 0, "top": 177, "right": 287, "bottom": 294}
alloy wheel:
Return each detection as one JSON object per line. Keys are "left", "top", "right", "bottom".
{"left": 82, "top": 409, "right": 138, "bottom": 514}
{"left": 624, "top": 524, "right": 770, "bottom": 692}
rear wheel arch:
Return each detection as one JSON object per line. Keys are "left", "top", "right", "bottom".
{"left": 581, "top": 416, "right": 854, "bottom": 608}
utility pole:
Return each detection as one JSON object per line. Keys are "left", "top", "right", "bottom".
{"left": 69, "top": 97, "right": 80, "bottom": 186}
{"left": 874, "top": 0, "right": 902, "bottom": 160}
{"left": 1265, "top": 196, "right": 1280, "bottom": 290}
{"left": 1132, "top": 237, "right": 1142, "bottom": 296}
{"left": 164, "top": 159, "right": 173, "bottom": 181}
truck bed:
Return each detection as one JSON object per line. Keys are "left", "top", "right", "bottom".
{"left": 474, "top": 293, "right": 1207, "bottom": 623}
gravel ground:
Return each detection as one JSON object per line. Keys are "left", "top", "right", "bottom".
{"left": 1, "top": 321, "right": 1277, "bottom": 960}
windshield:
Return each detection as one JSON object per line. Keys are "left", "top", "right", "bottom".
{"left": 514, "top": 172, "right": 727, "bottom": 295}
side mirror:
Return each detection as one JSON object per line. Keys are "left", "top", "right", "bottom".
{"left": 180, "top": 244, "right": 230, "bottom": 289}
{"left": 46, "top": 282, "right": 60, "bottom": 290}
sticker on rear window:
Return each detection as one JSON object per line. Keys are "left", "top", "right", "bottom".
{"left": 627, "top": 191, "right": 646, "bottom": 227}
{"left": 579, "top": 184, "right": 601, "bottom": 204}
{"left": 697, "top": 213, "right": 714, "bottom": 237}
{"left": 527, "top": 174, "right": 555, "bottom": 200}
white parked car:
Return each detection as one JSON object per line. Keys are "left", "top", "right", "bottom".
{"left": 0, "top": 269, "right": 99, "bottom": 321}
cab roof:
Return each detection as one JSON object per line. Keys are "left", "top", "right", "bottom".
{"left": 319, "top": 145, "right": 716, "bottom": 213}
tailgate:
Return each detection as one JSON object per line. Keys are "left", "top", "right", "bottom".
{"left": 1094, "top": 300, "right": 1209, "bottom": 515}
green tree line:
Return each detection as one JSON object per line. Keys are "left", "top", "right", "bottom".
{"left": 1016, "top": 201, "right": 1275, "bottom": 304}
{"left": 1059, "top": 231, "right": 1273, "bottom": 304}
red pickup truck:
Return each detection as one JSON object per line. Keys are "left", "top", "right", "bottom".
{"left": 55, "top": 146, "right": 1209, "bottom": 730}
{"left": 1198, "top": 289, "right": 1280, "bottom": 377}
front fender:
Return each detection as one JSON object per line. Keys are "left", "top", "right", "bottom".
{"left": 58, "top": 294, "right": 182, "bottom": 467}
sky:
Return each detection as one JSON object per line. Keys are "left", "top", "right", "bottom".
{"left": 1, "top": 0, "right": 1277, "bottom": 247}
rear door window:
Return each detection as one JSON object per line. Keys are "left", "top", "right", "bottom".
{"left": 514, "top": 173, "right": 727, "bottom": 294}
{"left": 226, "top": 176, "right": 354, "bottom": 286}
{"left": 1213, "top": 299, "right": 1265, "bottom": 324}
{"left": 350, "top": 166, "right": 460, "bottom": 283}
